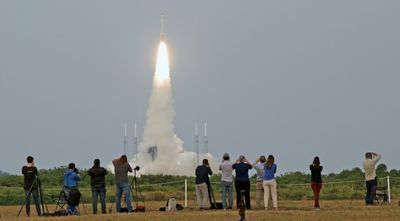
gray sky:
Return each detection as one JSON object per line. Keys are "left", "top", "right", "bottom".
{"left": 1, "top": 1, "right": 399, "bottom": 175}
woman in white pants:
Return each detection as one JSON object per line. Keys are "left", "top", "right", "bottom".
{"left": 263, "top": 155, "right": 277, "bottom": 210}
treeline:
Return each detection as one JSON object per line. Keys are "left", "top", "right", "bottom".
{"left": 0, "top": 170, "right": 9, "bottom": 177}
{"left": 0, "top": 164, "right": 399, "bottom": 205}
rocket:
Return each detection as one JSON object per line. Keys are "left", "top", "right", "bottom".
{"left": 160, "top": 14, "right": 165, "bottom": 41}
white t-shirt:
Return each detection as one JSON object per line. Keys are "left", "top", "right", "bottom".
{"left": 363, "top": 155, "right": 381, "bottom": 181}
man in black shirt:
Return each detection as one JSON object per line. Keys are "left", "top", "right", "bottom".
{"left": 88, "top": 159, "right": 108, "bottom": 214}
{"left": 22, "top": 156, "right": 41, "bottom": 217}
{"left": 195, "top": 159, "right": 213, "bottom": 209}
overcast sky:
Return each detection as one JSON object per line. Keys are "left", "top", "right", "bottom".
{"left": 1, "top": 1, "right": 399, "bottom": 175}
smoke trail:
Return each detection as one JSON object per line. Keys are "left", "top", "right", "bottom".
{"left": 129, "top": 41, "right": 218, "bottom": 176}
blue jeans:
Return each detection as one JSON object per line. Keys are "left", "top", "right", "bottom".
{"left": 92, "top": 188, "right": 106, "bottom": 214}
{"left": 221, "top": 181, "right": 233, "bottom": 209}
{"left": 116, "top": 182, "right": 132, "bottom": 212}
{"left": 366, "top": 178, "right": 377, "bottom": 205}
{"left": 25, "top": 189, "right": 41, "bottom": 216}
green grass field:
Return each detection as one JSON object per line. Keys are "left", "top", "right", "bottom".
{"left": 1, "top": 199, "right": 399, "bottom": 221}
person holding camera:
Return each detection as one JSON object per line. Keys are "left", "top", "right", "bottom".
{"left": 232, "top": 155, "right": 252, "bottom": 209}
{"left": 88, "top": 159, "right": 108, "bottom": 214}
{"left": 253, "top": 156, "right": 266, "bottom": 209}
{"left": 22, "top": 156, "right": 41, "bottom": 217}
{"left": 263, "top": 155, "right": 277, "bottom": 210}
{"left": 310, "top": 156, "right": 323, "bottom": 210}
{"left": 63, "top": 163, "right": 81, "bottom": 215}
{"left": 363, "top": 152, "right": 381, "bottom": 205}
{"left": 219, "top": 153, "right": 233, "bottom": 210}
{"left": 195, "top": 159, "right": 213, "bottom": 209}
{"left": 112, "top": 155, "right": 133, "bottom": 212}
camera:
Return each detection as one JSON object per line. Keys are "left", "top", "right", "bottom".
{"left": 134, "top": 166, "right": 140, "bottom": 171}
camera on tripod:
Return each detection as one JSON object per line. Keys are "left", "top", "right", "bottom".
{"left": 134, "top": 166, "right": 140, "bottom": 171}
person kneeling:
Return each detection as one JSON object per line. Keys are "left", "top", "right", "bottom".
{"left": 63, "top": 163, "right": 81, "bottom": 215}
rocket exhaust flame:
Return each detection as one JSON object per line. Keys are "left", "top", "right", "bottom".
{"left": 155, "top": 41, "right": 170, "bottom": 85}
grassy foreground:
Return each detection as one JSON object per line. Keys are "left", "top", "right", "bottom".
{"left": 0, "top": 200, "right": 399, "bottom": 221}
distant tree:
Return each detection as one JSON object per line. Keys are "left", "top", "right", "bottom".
{"left": 376, "top": 164, "right": 388, "bottom": 177}
{"left": 389, "top": 169, "right": 400, "bottom": 177}
{"left": 0, "top": 170, "right": 9, "bottom": 177}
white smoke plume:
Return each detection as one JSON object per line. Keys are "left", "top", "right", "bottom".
{"left": 129, "top": 41, "right": 218, "bottom": 176}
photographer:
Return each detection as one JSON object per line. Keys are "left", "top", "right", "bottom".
{"left": 22, "top": 156, "right": 41, "bottom": 217}
{"left": 88, "top": 159, "right": 107, "bottom": 214}
{"left": 310, "top": 156, "right": 322, "bottom": 210}
{"left": 232, "top": 155, "right": 252, "bottom": 209}
{"left": 63, "top": 163, "right": 81, "bottom": 215}
{"left": 112, "top": 155, "right": 133, "bottom": 213}
{"left": 263, "top": 155, "right": 277, "bottom": 210}
{"left": 253, "top": 156, "right": 266, "bottom": 209}
{"left": 363, "top": 152, "right": 381, "bottom": 205}
{"left": 219, "top": 153, "right": 233, "bottom": 210}
{"left": 195, "top": 159, "right": 213, "bottom": 209}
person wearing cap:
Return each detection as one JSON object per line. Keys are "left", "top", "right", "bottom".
{"left": 232, "top": 155, "right": 252, "bottom": 209}
{"left": 88, "top": 159, "right": 108, "bottom": 214}
{"left": 219, "top": 153, "right": 233, "bottom": 210}
{"left": 195, "top": 159, "right": 213, "bottom": 209}
{"left": 253, "top": 156, "right": 266, "bottom": 209}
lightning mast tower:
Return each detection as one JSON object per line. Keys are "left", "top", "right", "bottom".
{"left": 194, "top": 122, "right": 199, "bottom": 166}
{"left": 203, "top": 122, "right": 208, "bottom": 159}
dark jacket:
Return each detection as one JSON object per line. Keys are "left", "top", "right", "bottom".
{"left": 232, "top": 162, "right": 252, "bottom": 183}
{"left": 195, "top": 165, "right": 213, "bottom": 184}
{"left": 88, "top": 165, "right": 108, "bottom": 189}
{"left": 310, "top": 164, "right": 323, "bottom": 183}
{"left": 22, "top": 166, "right": 38, "bottom": 190}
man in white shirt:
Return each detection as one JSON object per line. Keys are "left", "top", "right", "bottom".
{"left": 219, "top": 153, "right": 233, "bottom": 210}
{"left": 363, "top": 152, "right": 381, "bottom": 205}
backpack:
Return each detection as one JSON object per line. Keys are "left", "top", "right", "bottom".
{"left": 68, "top": 189, "right": 81, "bottom": 207}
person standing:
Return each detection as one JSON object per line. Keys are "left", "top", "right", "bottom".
{"left": 253, "top": 156, "right": 266, "bottom": 209}
{"left": 112, "top": 155, "right": 133, "bottom": 212}
{"left": 363, "top": 152, "right": 381, "bottom": 205}
{"left": 63, "top": 163, "right": 81, "bottom": 215}
{"left": 310, "top": 156, "right": 323, "bottom": 210}
{"left": 232, "top": 155, "right": 252, "bottom": 209}
{"left": 263, "top": 155, "right": 277, "bottom": 210}
{"left": 195, "top": 159, "right": 213, "bottom": 209}
{"left": 219, "top": 153, "right": 233, "bottom": 210}
{"left": 22, "top": 156, "right": 41, "bottom": 217}
{"left": 88, "top": 159, "right": 108, "bottom": 214}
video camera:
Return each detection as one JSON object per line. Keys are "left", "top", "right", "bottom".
{"left": 134, "top": 166, "right": 140, "bottom": 171}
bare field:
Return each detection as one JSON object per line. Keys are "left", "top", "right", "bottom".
{"left": 0, "top": 200, "right": 399, "bottom": 221}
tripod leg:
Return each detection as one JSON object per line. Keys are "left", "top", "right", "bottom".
{"left": 17, "top": 176, "right": 37, "bottom": 217}
{"left": 17, "top": 191, "right": 27, "bottom": 217}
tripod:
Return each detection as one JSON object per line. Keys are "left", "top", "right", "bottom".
{"left": 131, "top": 167, "right": 145, "bottom": 211}
{"left": 108, "top": 166, "right": 145, "bottom": 213}
{"left": 17, "top": 176, "right": 49, "bottom": 217}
